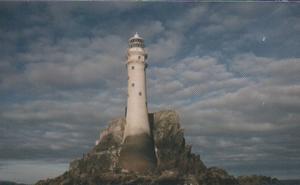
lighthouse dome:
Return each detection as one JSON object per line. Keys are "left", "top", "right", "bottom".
{"left": 128, "top": 32, "right": 144, "bottom": 48}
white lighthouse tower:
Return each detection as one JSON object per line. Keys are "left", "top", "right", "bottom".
{"left": 124, "top": 33, "right": 150, "bottom": 139}
{"left": 119, "top": 33, "right": 156, "bottom": 173}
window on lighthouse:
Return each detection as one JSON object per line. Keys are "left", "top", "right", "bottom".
{"left": 131, "top": 83, "right": 135, "bottom": 87}
{"left": 139, "top": 92, "right": 142, "bottom": 96}
{"left": 131, "top": 66, "right": 134, "bottom": 70}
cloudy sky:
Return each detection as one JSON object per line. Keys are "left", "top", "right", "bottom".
{"left": 0, "top": 2, "right": 300, "bottom": 184}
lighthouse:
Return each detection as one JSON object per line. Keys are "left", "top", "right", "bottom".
{"left": 119, "top": 33, "right": 157, "bottom": 173}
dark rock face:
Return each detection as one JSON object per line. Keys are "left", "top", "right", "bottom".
{"left": 35, "top": 110, "right": 282, "bottom": 185}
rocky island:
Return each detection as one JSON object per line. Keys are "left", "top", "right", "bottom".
{"left": 36, "top": 110, "right": 282, "bottom": 185}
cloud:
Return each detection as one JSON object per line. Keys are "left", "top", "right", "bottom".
{"left": 0, "top": 34, "right": 128, "bottom": 91}
{"left": 168, "top": 5, "right": 207, "bottom": 32}
{"left": 148, "top": 31, "right": 183, "bottom": 63}
{"left": 148, "top": 56, "right": 249, "bottom": 105}
{"left": 134, "top": 21, "right": 165, "bottom": 39}
{"left": 231, "top": 54, "right": 300, "bottom": 84}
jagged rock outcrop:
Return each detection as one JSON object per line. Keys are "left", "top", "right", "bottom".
{"left": 150, "top": 111, "right": 206, "bottom": 175}
{"left": 237, "top": 175, "right": 281, "bottom": 185}
{"left": 36, "top": 110, "right": 282, "bottom": 185}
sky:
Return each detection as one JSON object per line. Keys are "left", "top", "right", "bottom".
{"left": 0, "top": 2, "right": 300, "bottom": 184}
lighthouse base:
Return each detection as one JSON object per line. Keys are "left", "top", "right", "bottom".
{"left": 119, "top": 133, "right": 157, "bottom": 173}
